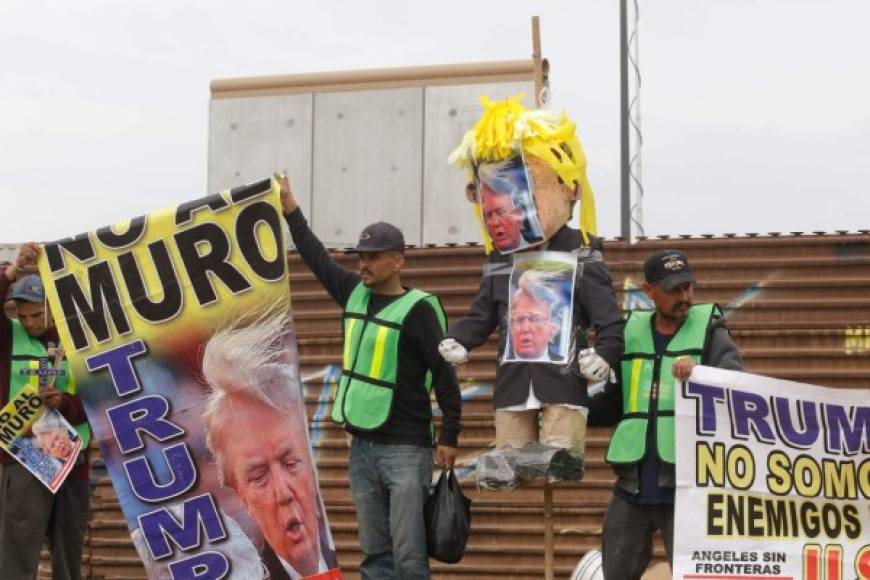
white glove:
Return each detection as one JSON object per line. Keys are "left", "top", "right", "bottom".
{"left": 438, "top": 338, "right": 468, "bottom": 365}
{"left": 577, "top": 348, "right": 611, "bottom": 381}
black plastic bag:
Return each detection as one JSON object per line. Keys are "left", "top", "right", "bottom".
{"left": 424, "top": 468, "right": 471, "bottom": 563}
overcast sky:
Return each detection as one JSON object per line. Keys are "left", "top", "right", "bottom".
{"left": 1, "top": 0, "right": 868, "bottom": 243}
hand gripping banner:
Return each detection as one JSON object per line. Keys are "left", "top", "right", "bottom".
{"left": 39, "top": 178, "right": 340, "bottom": 579}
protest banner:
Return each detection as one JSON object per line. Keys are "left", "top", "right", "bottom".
{"left": 39, "top": 177, "right": 340, "bottom": 579}
{"left": 674, "top": 366, "right": 869, "bottom": 580}
{"left": 1, "top": 338, "right": 85, "bottom": 493}
{"left": 0, "top": 385, "right": 82, "bottom": 493}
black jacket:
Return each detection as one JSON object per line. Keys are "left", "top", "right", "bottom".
{"left": 446, "top": 225, "right": 624, "bottom": 409}
{"left": 588, "top": 314, "right": 743, "bottom": 494}
{"left": 284, "top": 208, "right": 461, "bottom": 448}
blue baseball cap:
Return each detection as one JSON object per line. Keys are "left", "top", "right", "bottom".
{"left": 10, "top": 274, "right": 46, "bottom": 303}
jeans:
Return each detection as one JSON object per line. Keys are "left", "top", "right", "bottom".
{"left": 0, "top": 463, "right": 90, "bottom": 580}
{"left": 349, "top": 437, "right": 433, "bottom": 580}
{"left": 601, "top": 492, "right": 674, "bottom": 580}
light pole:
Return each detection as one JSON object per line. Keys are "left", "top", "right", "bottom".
{"left": 620, "top": 0, "right": 631, "bottom": 240}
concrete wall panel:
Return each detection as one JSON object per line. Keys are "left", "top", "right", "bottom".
{"left": 312, "top": 88, "right": 423, "bottom": 246}
{"left": 207, "top": 94, "right": 314, "bottom": 217}
{"left": 422, "top": 82, "right": 535, "bottom": 244}
{"left": 207, "top": 80, "right": 538, "bottom": 247}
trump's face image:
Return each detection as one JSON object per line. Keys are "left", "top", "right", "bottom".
{"left": 510, "top": 291, "right": 557, "bottom": 359}
{"left": 37, "top": 428, "right": 74, "bottom": 460}
{"left": 481, "top": 186, "right": 524, "bottom": 252}
{"left": 220, "top": 396, "right": 320, "bottom": 576}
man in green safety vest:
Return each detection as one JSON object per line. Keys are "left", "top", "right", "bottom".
{"left": 0, "top": 243, "right": 92, "bottom": 580}
{"left": 588, "top": 250, "right": 743, "bottom": 580}
{"left": 276, "top": 175, "right": 462, "bottom": 580}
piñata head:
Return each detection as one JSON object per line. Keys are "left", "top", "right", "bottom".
{"left": 449, "top": 95, "right": 596, "bottom": 253}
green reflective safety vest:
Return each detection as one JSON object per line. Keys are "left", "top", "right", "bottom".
{"left": 9, "top": 320, "right": 91, "bottom": 450}
{"left": 605, "top": 303, "right": 719, "bottom": 466}
{"left": 332, "top": 283, "right": 447, "bottom": 431}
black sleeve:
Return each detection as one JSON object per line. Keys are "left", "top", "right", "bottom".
{"left": 587, "top": 378, "right": 624, "bottom": 427}
{"left": 284, "top": 208, "right": 360, "bottom": 307}
{"left": 406, "top": 300, "right": 462, "bottom": 447}
{"left": 704, "top": 318, "right": 744, "bottom": 371}
{"left": 580, "top": 260, "right": 625, "bottom": 369}
{"left": 58, "top": 393, "right": 88, "bottom": 426}
{"left": 444, "top": 261, "right": 498, "bottom": 350}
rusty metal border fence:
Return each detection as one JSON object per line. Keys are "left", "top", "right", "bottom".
{"left": 43, "top": 232, "right": 870, "bottom": 579}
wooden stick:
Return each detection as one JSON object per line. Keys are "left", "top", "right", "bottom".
{"left": 45, "top": 346, "right": 64, "bottom": 391}
{"left": 544, "top": 480, "right": 554, "bottom": 580}
{"left": 210, "top": 60, "right": 536, "bottom": 98}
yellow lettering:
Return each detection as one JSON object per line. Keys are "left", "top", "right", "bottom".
{"left": 794, "top": 456, "right": 822, "bottom": 497}
{"left": 727, "top": 445, "right": 755, "bottom": 490}
{"left": 859, "top": 460, "right": 870, "bottom": 500}
{"left": 697, "top": 442, "right": 726, "bottom": 487}
{"left": 767, "top": 451, "right": 793, "bottom": 495}
{"left": 823, "top": 459, "right": 857, "bottom": 500}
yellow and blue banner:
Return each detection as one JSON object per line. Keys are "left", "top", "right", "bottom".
{"left": 39, "top": 178, "right": 339, "bottom": 579}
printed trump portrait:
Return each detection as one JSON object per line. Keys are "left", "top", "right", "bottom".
{"left": 504, "top": 253, "right": 577, "bottom": 364}
{"left": 201, "top": 311, "right": 337, "bottom": 579}
{"left": 475, "top": 152, "right": 545, "bottom": 253}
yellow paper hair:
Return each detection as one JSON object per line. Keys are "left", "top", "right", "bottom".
{"left": 448, "top": 95, "right": 598, "bottom": 239}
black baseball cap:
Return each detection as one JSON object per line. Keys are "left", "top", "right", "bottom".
{"left": 10, "top": 274, "right": 46, "bottom": 303}
{"left": 643, "top": 250, "right": 695, "bottom": 290}
{"left": 351, "top": 222, "right": 405, "bottom": 253}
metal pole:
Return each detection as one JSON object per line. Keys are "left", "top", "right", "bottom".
{"left": 620, "top": 0, "right": 631, "bottom": 240}
{"left": 533, "top": 17, "right": 556, "bottom": 580}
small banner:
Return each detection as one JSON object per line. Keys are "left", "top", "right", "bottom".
{"left": 673, "top": 366, "right": 869, "bottom": 580}
{"left": 39, "top": 178, "right": 340, "bottom": 579}
{"left": 0, "top": 387, "right": 82, "bottom": 492}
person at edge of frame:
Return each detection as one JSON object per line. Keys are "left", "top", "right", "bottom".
{"left": 0, "top": 243, "right": 92, "bottom": 580}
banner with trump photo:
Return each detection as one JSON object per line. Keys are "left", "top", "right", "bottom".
{"left": 38, "top": 178, "right": 339, "bottom": 579}
{"left": 0, "top": 389, "right": 83, "bottom": 493}
{"left": 673, "top": 366, "right": 869, "bottom": 580}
